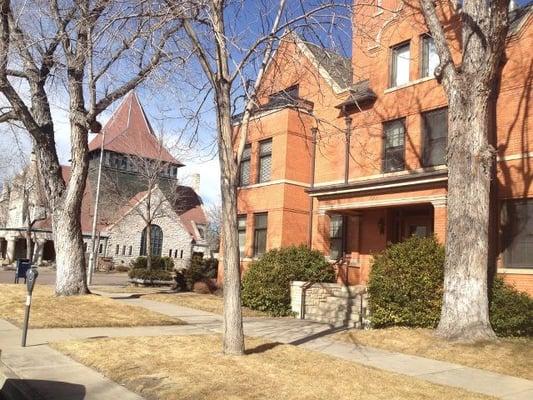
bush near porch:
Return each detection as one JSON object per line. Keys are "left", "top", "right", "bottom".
{"left": 242, "top": 245, "right": 335, "bottom": 316}
{"left": 368, "top": 236, "right": 533, "bottom": 337}
{"left": 128, "top": 256, "right": 174, "bottom": 281}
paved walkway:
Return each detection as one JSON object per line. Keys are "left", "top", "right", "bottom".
{"left": 1, "top": 290, "right": 532, "bottom": 400}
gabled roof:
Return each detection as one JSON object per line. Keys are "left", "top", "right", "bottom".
{"left": 88, "top": 92, "right": 181, "bottom": 165}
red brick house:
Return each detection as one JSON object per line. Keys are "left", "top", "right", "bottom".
{"left": 221, "top": 1, "right": 533, "bottom": 295}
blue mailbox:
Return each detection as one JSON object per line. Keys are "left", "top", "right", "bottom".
{"left": 14, "top": 259, "right": 31, "bottom": 284}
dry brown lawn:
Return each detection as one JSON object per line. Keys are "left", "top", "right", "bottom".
{"left": 335, "top": 327, "right": 533, "bottom": 380}
{"left": 52, "top": 335, "right": 494, "bottom": 400}
{"left": 144, "top": 292, "right": 269, "bottom": 318}
{"left": 0, "top": 284, "right": 183, "bottom": 328}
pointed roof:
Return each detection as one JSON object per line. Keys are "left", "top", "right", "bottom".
{"left": 88, "top": 92, "right": 182, "bottom": 165}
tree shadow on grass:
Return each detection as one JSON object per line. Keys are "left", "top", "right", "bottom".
{"left": 1, "top": 378, "right": 85, "bottom": 400}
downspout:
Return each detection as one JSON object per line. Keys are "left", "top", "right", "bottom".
{"left": 307, "top": 127, "right": 317, "bottom": 249}
{"left": 344, "top": 114, "right": 352, "bottom": 185}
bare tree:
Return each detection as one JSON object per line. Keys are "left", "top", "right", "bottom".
{"left": 170, "top": 0, "right": 348, "bottom": 355}
{"left": 418, "top": 0, "right": 511, "bottom": 340}
{"left": 0, "top": 0, "right": 186, "bottom": 295}
{"left": 101, "top": 143, "right": 185, "bottom": 271}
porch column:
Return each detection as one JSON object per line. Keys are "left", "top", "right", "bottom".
{"left": 6, "top": 235, "right": 16, "bottom": 263}
{"left": 33, "top": 238, "right": 46, "bottom": 265}
{"left": 431, "top": 198, "right": 447, "bottom": 243}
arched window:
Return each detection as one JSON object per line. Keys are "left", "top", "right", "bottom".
{"left": 140, "top": 225, "right": 163, "bottom": 257}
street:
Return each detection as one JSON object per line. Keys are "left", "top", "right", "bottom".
{"left": 0, "top": 268, "right": 129, "bottom": 286}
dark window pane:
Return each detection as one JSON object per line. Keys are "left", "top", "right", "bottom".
{"left": 140, "top": 225, "right": 164, "bottom": 257}
{"left": 329, "top": 215, "right": 344, "bottom": 260}
{"left": 253, "top": 213, "right": 268, "bottom": 256}
{"left": 423, "top": 108, "right": 448, "bottom": 167}
{"left": 239, "top": 145, "right": 251, "bottom": 186}
{"left": 258, "top": 140, "right": 272, "bottom": 183}
{"left": 238, "top": 215, "right": 247, "bottom": 257}
{"left": 502, "top": 200, "right": 533, "bottom": 268}
{"left": 383, "top": 119, "right": 405, "bottom": 172}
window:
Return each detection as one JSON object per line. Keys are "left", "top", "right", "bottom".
{"left": 180, "top": 250, "right": 183, "bottom": 259}
{"left": 83, "top": 242, "right": 87, "bottom": 252}
{"left": 140, "top": 225, "right": 163, "bottom": 257}
{"left": 422, "top": 108, "right": 448, "bottom": 166}
{"left": 169, "top": 249, "right": 173, "bottom": 257}
{"left": 253, "top": 213, "right": 268, "bottom": 257}
{"left": 501, "top": 200, "right": 533, "bottom": 268}
{"left": 99, "top": 243, "right": 103, "bottom": 254}
{"left": 238, "top": 215, "right": 247, "bottom": 257}
{"left": 128, "top": 246, "right": 132, "bottom": 256}
{"left": 383, "top": 119, "right": 405, "bottom": 172}
{"left": 257, "top": 139, "right": 272, "bottom": 183}
{"left": 115, "top": 244, "right": 119, "bottom": 255}
{"left": 329, "top": 215, "right": 344, "bottom": 260}
{"left": 390, "top": 42, "right": 410, "bottom": 87}
{"left": 269, "top": 85, "right": 299, "bottom": 103}
{"left": 196, "top": 224, "right": 205, "bottom": 239}
{"left": 239, "top": 144, "right": 251, "bottom": 186}
{"left": 421, "top": 35, "right": 440, "bottom": 78}
{"left": 174, "top": 249, "right": 178, "bottom": 258}
{"left": 122, "top": 245, "right": 126, "bottom": 256}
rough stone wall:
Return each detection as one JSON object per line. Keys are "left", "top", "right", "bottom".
{"left": 105, "top": 193, "right": 193, "bottom": 269}
{"left": 290, "top": 281, "right": 369, "bottom": 328}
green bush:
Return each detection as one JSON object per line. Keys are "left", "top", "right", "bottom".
{"left": 128, "top": 267, "right": 172, "bottom": 281}
{"left": 130, "top": 256, "right": 174, "bottom": 270}
{"left": 241, "top": 245, "right": 335, "bottom": 316}
{"left": 490, "top": 277, "right": 533, "bottom": 337}
{"left": 368, "top": 236, "right": 445, "bottom": 328}
{"left": 184, "top": 255, "right": 217, "bottom": 290}
{"left": 368, "top": 236, "right": 533, "bottom": 337}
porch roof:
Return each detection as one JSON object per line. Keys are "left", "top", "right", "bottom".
{"left": 307, "top": 168, "right": 447, "bottom": 198}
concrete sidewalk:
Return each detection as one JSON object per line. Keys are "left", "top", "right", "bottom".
{"left": 0, "top": 319, "right": 145, "bottom": 400}
{"left": 113, "top": 295, "right": 533, "bottom": 400}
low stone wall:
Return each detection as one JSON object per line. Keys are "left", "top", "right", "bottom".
{"left": 290, "top": 281, "right": 369, "bottom": 328}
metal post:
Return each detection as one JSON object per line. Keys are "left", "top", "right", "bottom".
{"left": 87, "top": 130, "right": 106, "bottom": 285}
{"left": 21, "top": 267, "right": 38, "bottom": 347}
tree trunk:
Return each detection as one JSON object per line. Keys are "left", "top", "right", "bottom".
{"left": 217, "top": 89, "right": 244, "bottom": 356}
{"left": 437, "top": 88, "right": 496, "bottom": 341}
{"left": 53, "top": 209, "right": 89, "bottom": 295}
{"left": 25, "top": 223, "right": 32, "bottom": 260}
{"left": 147, "top": 222, "right": 152, "bottom": 271}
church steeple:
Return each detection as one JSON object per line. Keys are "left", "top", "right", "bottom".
{"left": 88, "top": 92, "right": 182, "bottom": 166}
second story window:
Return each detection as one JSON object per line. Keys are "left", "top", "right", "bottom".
{"left": 239, "top": 144, "right": 251, "bottom": 186}
{"left": 383, "top": 119, "right": 406, "bottom": 173}
{"left": 421, "top": 35, "right": 440, "bottom": 78}
{"left": 238, "top": 215, "right": 246, "bottom": 258}
{"left": 422, "top": 108, "right": 448, "bottom": 167}
{"left": 258, "top": 139, "right": 272, "bottom": 183}
{"left": 253, "top": 213, "right": 268, "bottom": 257}
{"left": 390, "top": 42, "right": 410, "bottom": 87}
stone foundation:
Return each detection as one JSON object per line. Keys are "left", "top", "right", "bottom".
{"left": 290, "top": 281, "right": 369, "bottom": 328}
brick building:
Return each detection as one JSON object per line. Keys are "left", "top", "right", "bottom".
{"left": 224, "top": 1, "right": 533, "bottom": 295}
{"left": 0, "top": 92, "right": 210, "bottom": 269}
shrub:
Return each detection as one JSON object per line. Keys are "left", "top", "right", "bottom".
{"left": 130, "top": 256, "right": 174, "bottom": 270}
{"left": 184, "top": 255, "right": 217, "bottom": 291}
{"left": 241, "top": 245, "right": 335, "bottom": 316}
{"left": 128, "top": 268, "right": 172, "bottom": 281}
{"left": 115, "top": 264, "right": 130, "bottom": 273}
{"left": 490, "top": 277, "right": 533, "bottom": 337}
{"left": 368, "top": 236, "right": 533, "bottom": 337}
{"left": 368, "top": 236, "right": 445, "bottom": 328}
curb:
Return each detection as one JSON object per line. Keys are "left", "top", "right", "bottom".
{"left": 0, "top": 357, "right": 45, "bottom": 400}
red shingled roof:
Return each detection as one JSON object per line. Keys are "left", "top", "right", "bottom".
{"left": 88, "top": 92, "right": 181, "bottom": 165}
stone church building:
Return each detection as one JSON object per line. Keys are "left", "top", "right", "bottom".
{"left": 0, "top": 92, "right": 210, "bottom": 269}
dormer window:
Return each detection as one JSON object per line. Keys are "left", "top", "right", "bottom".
{"left": 269, "top": 85, "right": 299, "bottom": 103}
{"left": 390, "top": 42, "right": 410, "bottom": 87}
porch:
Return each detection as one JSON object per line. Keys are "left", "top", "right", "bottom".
{"left": 317, "top": 198, "right": 447, "bottom": 286}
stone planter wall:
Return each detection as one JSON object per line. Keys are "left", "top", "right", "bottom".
{"left": 290, "top": 281, "right": 369, "bottom": 328}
